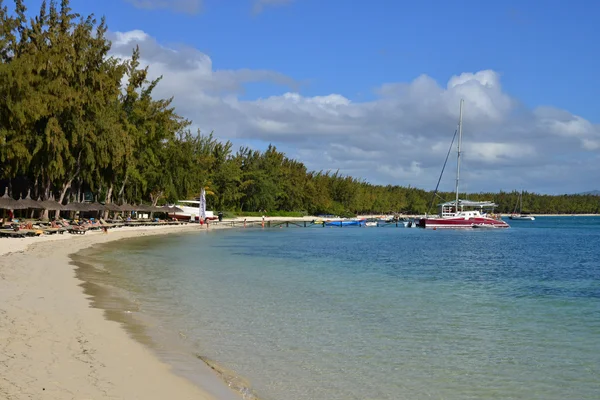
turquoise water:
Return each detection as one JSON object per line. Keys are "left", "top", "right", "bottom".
{"left": 84, "top": 217, "right": 600, "bottom": 400}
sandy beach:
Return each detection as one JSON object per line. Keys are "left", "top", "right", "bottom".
{"left": 0, "top": 223, "right": 242, "bottom": 400}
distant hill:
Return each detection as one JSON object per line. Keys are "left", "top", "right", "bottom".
{"left": 580, "top": 190, "right": 600, "bottom": 195}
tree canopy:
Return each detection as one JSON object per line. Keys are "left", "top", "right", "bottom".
{"left": 1, "top": 0, "right": 598, "bottom": 216}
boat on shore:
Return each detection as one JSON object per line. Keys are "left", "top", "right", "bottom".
{"left": 168, "top": 199, "right": 216, "bottom": 221}
{"left": 509, "top": 191, "right": 535, "bottom": 221}
{"left": 417, "top": 100, "right": 509, "bottom": 229}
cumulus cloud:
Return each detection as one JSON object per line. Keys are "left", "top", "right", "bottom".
{"left": 108, "top": 30, "right": 600, "bottom": 194}
{"left": 252, "top": 0, "right": 294, "bottom": 14}
{"left": 124, "top": 0, "right": 202, "bottom": 14}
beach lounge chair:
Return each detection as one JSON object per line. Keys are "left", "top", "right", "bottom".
{"left": 0, "top": 229, "right": 27, "bottom": 238}
{"left": 99, "top": 218, "right": 117, "bottom": 229}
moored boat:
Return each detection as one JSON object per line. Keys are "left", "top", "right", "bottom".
{"left": 325, "top": 219, "right": 366, "bottom": 227}
{"left": 509, "top": 214, "right": 535, "bottom": 221}
{"left": 509, "top": 191, "right": 535, "bottom": 220}
{"left": 169, "top": 199, "right": 216, "bottom": 221}
{"left": 417, "top": 100, "right": 509, "bottom": 229}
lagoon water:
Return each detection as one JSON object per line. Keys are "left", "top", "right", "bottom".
{"left": 80, "top": 217, "right": 600, "bottom": 400}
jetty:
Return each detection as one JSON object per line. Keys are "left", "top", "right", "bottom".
{"left": 212, "top": 218, "right": 415, "bottom": 228}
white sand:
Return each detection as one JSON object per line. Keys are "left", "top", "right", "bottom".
{"left": 0, "top": 224, "right": 241, "bottom": 400}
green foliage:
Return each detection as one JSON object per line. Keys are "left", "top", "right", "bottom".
{"left": 1, "top": 1, "right": 599, "bottom": 216}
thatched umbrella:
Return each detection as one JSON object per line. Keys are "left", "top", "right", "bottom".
{"left": 62, "top": 202, "right": 91, "bottom": 212}
{"left": 137, "top": 204, "right": 155, "bottom": 213}
{"left": 103, "top": 203, "right": 122, "bottom": 212}
{"left": 37, "top": 196, "right": 63, "bottom": 210}
{"left": 0, "top": 188, "right": 25, "bottom": 210}
{"left": 160, "top": 205, "right": 183, "bottom": 213}
{"left": 87, "top": 202, "right": 107, "bottom": 211}
{"left": 119, "top": 203, "right": 136, "bottom": 212}
{"left": 16, "top": 190, "right": 43, "bottom": 209}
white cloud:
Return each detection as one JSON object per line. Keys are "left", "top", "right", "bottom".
{"left": 124, "top": 0, "right": 202, "bottom": 14}
{"left": 108, "top": 30, "right": 600, "bottom": 194}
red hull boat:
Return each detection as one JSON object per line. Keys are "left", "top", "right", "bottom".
{"left": 417, "top": 100, "right": 509, "bottom": 230}
{"left": 417, "top": 202, "right": 509, "bottom": 229}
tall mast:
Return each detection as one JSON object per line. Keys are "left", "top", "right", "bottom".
{"left": 455, "top": 99, "right": 464, "bottom": 211}
{"left": 520, "top": 190, "right": 523, "bottom": 214}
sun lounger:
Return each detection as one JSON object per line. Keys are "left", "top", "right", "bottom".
{"left": 40, "top": 227, "right": 66, "bottom": 235}
{"left": 0, "top": 229, "right": 28, "bottom": 238}
{"left": 68, "top": 225, "right": 87, "bottom": 234}
{"left": 99, "top": 218, "right": 117, "bottom": 229}
{"left": 9, "top": 228, "right": 44, "bottom": 237}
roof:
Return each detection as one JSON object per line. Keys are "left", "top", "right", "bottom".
{"left": 439, "top": 199, "right": 498, "bottom": 207}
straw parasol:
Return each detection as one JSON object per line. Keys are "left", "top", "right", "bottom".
{"left": 137, "top": 204, "right": 155, "bottom": 212}
{"left": 16, "top": 190, "right": 43, "bottom": 209}
{"left": 86, "top": 202, "right": 107, "bottom": 211}
{"left": 62, "top": 202, "right": 91, "bottom": 212}
{"left": 160, "top": 205, "right": 183, "bottom": 213}
{"left": 0, "top": 188, "right": 25, "bottom": 210}
{"left": 37, "top": 196, "right": 64, "bottom": 210}
{"left": 119, "top": 203, "right": 136, "bottom": 212}
{"left": 103, "top": 203, "right": 122, "bottom": 212}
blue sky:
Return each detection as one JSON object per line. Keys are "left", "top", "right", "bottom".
{"left": 15, "top": 0, "right": 600, "bottom": 194}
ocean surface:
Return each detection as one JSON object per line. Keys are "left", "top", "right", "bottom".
{"left": 77, "top": 217, "right": 600, "bottom": 400}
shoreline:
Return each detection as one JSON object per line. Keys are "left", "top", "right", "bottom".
{"left": 0, "top": 224, "right": 242, "bottom": 400}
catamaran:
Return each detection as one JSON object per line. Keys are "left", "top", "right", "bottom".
{"left": 417, "top": 100, "right": 509, "bottom": 229}
{"left": 509, "top": 191, "right": 535, "bottom": 220}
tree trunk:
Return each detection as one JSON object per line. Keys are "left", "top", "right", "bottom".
{"left": 57, "top": 180, "right": 72, "bottom": 205}
{"left": 57, "top": 151, "right": 82, "bottom": 206}
{"left": 118, "top": 175, "right": 128, "bottom": 203}
{"left": 150, "top": 191, "right": 162, "bottom": 207}
{"left": 103, "top": 184, "right": 113, "bottom": 220}
{"left": 40, "top": 177, "right": 52, "bottom": 220}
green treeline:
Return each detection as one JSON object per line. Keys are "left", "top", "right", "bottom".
{"left": 1, "top": 1, "right": 598, "bottom": 216}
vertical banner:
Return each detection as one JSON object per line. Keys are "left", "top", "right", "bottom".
{"left": 199, "top": 188, "right": 206, "bottom": 220}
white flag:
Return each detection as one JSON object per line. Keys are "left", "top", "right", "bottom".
{"left": 199, "top": 188, "right": 206, "bottom": 219}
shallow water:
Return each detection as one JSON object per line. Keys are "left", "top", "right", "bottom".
{"left": 79, "top": 217, "right": 600, "bottom": 400}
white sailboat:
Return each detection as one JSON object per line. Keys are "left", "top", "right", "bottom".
{"left": 509, "top": 191, "right": 535, "bottom": 221}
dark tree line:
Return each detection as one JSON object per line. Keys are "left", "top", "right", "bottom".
{"left": 1, "top": 1, "right": 598, "bottom": 217}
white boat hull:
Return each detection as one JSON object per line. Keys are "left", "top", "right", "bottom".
{"left": 509, "top": 215, "right": 535, "bottom": 221}
{"left": 169, "top": 201, "right": 214, "bottom": 221}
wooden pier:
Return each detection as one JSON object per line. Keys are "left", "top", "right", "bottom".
{"left": 209, "top": 220, "right": 413, "bottom": 228}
